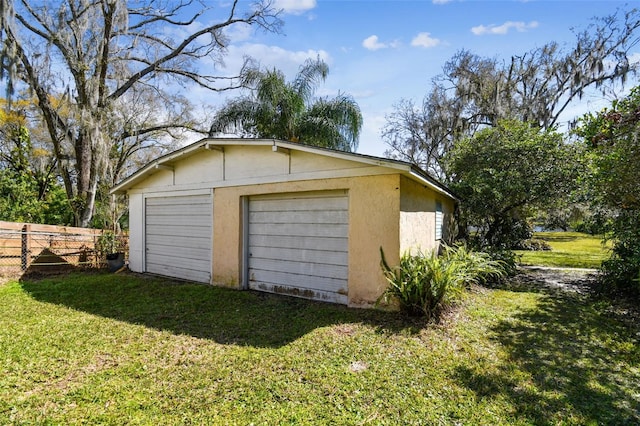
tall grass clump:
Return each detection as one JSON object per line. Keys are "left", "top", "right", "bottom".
{"left": 379, "top": 245, "right": 505, "bottom": 319}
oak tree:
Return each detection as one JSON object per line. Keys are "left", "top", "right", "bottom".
{"left": 1, "top": 0, "right": 281, "bottom": 227}
{"left": 446, "top": 120, "right": 581, "bottom": 249}
{"left": 384, "top": 8, "right": 640, "bottom": 181}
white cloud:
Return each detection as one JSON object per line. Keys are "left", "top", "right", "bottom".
{"left": 432, "top": 0, "right": 453, "bottom": 4}
{"left": 362, "top": 35, "right": 400, "bottom": 51}
{"left": 363, "top": 35, "right": 386, "bottom": 51}
{"left": 471, "top": 20, "right": 539, "bottom": 36}
{"left": 188, "top": 43, "right": 333, "bottom": 118}
{"left": 411, "top": 32, "right": 441, "bottom": 48}
{"left": 223, "top": 22, "right": 253, "bottom": 43}
{"left": 223, "top": 43, "right": 331, "bottom": 78}
{"left": 358, "top": 110, "right": 390, "bottom": 156}
{"left": 628, "top": 51, "right": 640, "bottom": 65}
{"left": 273, "top": 0, "right": 317, "bottom": 15}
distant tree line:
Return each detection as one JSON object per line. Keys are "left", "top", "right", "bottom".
{"left": 380, "top": 7, "right": 640, "bottom": 293}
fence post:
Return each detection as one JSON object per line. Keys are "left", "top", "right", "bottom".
{"left": 21, "top": 224, "right": 31, "bottom": 271}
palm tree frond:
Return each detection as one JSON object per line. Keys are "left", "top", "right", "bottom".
{"left": 208, "top": 98, "right": 260, "bottom": 136}
{"left": 293, "top": 57, "right": 329, "bottom": 103}
{"left": 210, "top": 60, "right": 362, "bottom": 151}
{"left": 300, "top": 94, "right": 363, "bottom": 151}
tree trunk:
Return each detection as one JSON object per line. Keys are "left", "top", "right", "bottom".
{"left": 71, "top": 113, "right": 107, "bottom": 228}
{"left": 77, "top": 179, "right": 98, "bottom": 228}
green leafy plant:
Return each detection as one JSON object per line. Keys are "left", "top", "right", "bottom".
{"left": 379, "top": 245, "right": 505, "bottom": 319}
{"left": 514, "top": 238, "right": 552, "bottom": 251}
{"left": 576, "top": 86, "right": 640, "bottom": 293}
{"left": 445, "top": 244, "right": 509, "bottom": 286}
{"left": 96, "top": 230, "right": 126, "bottom": 258}
{"left": 600, "top": 210, "right": 640, "bottom": 294}
{"left": 485, "top": 248, "right": 520, "bottom": 277}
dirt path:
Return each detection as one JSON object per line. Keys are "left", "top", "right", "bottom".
{"left": 510, "top": 266, "right": 640, "bottom": 338}
{"left": 515, "top": 266, "right": 599, "bottom": 295}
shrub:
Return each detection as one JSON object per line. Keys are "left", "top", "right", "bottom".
{"left": 96, "top": 231, "right": 127, "bottom": 258}
{"left": 514, "top": 238, "right": 552, "bottom": 251}
{"left": 484, "top": 249, "right": 520, "bottom": 277}
{"left": 444, "top": 244, "right": 508, "bottom": 285}
{"left": 601, "top": 255, "right": 640, "bottom": 295}
{"left": 573, "top": 214, "right": 609, "bottom": 235}
{"left": 379, "top": 245, "right": 506, "bottom": 319}
{"left": 599, "top": 210, "right": 640, "bottom": 295}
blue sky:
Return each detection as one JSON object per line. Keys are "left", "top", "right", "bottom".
{"left": 201, "top": 0, "right": 640, "bottom": 156}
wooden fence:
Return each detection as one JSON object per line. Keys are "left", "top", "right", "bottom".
{"left": 0, "top": 221, "right": 127, "bottom": 276}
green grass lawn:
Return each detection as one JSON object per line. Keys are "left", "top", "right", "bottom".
{"left": 515, "top": 231, "right": 611, "bottom": 269}
{"left": 1, "top": 272, "right": 639, "bottom": 425}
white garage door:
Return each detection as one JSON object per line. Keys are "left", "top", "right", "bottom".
{"left": 248, "top": 192, "right": 349, "bottom": 304}
{"left": 145, "top": 194, "right": 212, "bottom": 283}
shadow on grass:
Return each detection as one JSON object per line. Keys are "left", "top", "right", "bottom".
{"left": 19, "top": 271, "right": 420, "bottom": 349}
{"left": 456, "top": 273, "right": 640, "bottom": 424}
{"left": 537, "top": 234, "right": 580, "bottom": 242}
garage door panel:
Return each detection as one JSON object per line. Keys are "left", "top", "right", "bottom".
{"left": 147, "top": 252, "right": 210, "bottom": 271}
{"left": 147, "top": 244, "right": 211, "bottom": 260}
{"left": 250, "top": 246, "right": 348, "bottom": 266}
{"left": 250, "top": 196, "right": 347, "bottom": 212}
{"left": 145, "top": 194, "right": 212, "bottom": 283}
{"left": 248, "top": 192, "right": 348, "bottom": 303}
{"left": 146, "top": 214, "right": 211, "bottom": 226}
{"left": 146, "top": 224, "right": 211, "bottom": 238}
{"left": 250, "top": 269, "right": 348, "bottom": 294}
{"left": 251, "top": 280, "right": 347, "bottom": 304}
{"left": 250, "top": 258, "right": 348, "bottom": 280}
{"left": 146, "top": 234, "right": 211, "bottom": 250}
{"left": 250, "top": 223, "right": 348, "bottom": 238}
{"left": 249, "top": 235, "right": 346, "bottom": 252}
{"left": 146, "top": 195, "right": 211, "bottom": 207}
{"left": 146, "top": 204, "right": 212, "bottom": 217}
{"left": 249, "top": 210, "right": 348, "bottom": 225}
{"left": 145, "top": 261, "right": 211, "bottom": 283}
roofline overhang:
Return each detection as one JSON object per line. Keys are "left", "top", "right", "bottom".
{"left": 110, "top": 138, "right": 459, "bottom": 202}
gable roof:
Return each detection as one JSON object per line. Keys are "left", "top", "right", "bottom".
{"left": 111, "top": 138, "right": 458, "bottom": 201}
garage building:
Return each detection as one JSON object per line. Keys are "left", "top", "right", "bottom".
{"left": 111, "top": 139, "right": 457, "bottom": 307}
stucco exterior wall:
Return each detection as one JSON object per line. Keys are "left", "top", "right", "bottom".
{"left": 399, "top": 175, "right": 457, "bottom": 255}
{"left": 212, "top": 174, "right": 400, "bottom": 307}
{"left": 441, "top": 195, "right": 456, "bottom": 245}
{"left": 125, "top": 145, "right": 398, "bottom": 194}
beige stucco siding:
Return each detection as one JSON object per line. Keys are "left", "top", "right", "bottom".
{"left": 399, "top": 175, "right": 456, "bottom": 254}
{"left": 126, "top": 145, "right": 399, "bottom": 195}
{"left": 174, "top": 150, "right": 224, "bottom": 184}
{"left": 224, "top": 146, "right": 289, "bottom": 180}
{"left": 289, "top": 150, "right": 374, "bottom": 174}
{"left": 136, "top": 168, "right": 174, "bottom": 188}
{"left": 212, "top": 174, "right": 400, "bottom": 307}
{"left": 348, "top": 175, "right": 400, "bottom": 305}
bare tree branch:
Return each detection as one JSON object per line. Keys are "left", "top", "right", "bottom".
{"left": 1, "top": 0, "right": 282, "bottom": 226}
